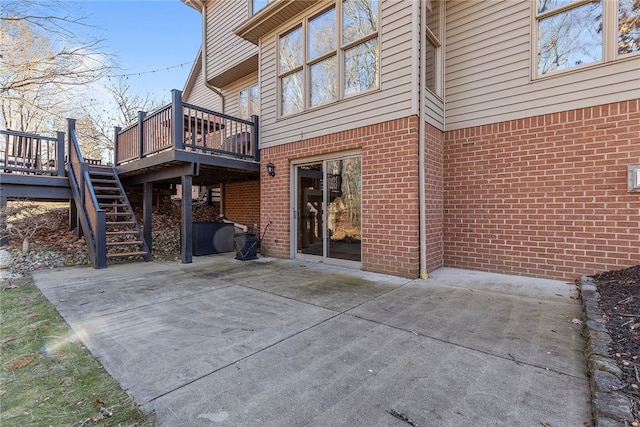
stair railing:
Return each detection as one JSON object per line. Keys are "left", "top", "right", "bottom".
{"left": 66, "top": 119, "right": 107, "bottom": 268}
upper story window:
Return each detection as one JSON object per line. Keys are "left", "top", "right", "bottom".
{"left": 425, "top": 0, "right": 443, "bottom": 97}
{"left": 535, "top": 0, "right": 639, "bottom": 77}
{"left": 279, "top": 0, "right": 379, "bottom": 117}
{"left": 239, "top": 84, "right": 260, "bottom": 119}
{"left": 252, "top": 0, "right": 272, "bottom": 15}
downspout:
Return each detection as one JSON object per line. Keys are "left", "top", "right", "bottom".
{"left": 418, "top": 0, "right": 428, "bottom": 279}
{"left": 190, "top": 0, "right": 226, "bottom": 113}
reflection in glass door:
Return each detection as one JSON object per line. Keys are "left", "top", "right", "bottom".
{"left": 295, "top": 157, "right": 361, "bottom": 263}
{"left": 296, "top": 163, "right": 324, "bottom": 257}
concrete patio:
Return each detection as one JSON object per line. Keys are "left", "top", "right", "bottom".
{"left": 33, "top": 256, "right": 592, "bottom": 426}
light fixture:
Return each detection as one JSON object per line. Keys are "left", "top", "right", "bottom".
{"left": 266, "top": 162, "right": 275, "bottom": 177}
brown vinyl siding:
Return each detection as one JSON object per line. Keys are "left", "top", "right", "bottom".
{"left": 445, "top": 0, "right": 640, "bottom": 130}
{"left": 258, "top": 0, "right": 416, "bottom": 148}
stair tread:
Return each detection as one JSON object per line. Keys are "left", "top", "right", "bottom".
{"left": 105, "top": 212, "right": 132, "bottom": 216}
{"left": 106, "top": 231, "right": 138, "bottom": 235}
{"left": 94, "top": 186, "right": 120, "bottom": 191}
{"left": 106, "top": 240, "right": 143, "bottom": 247}
{"left": 106, "top": 221, "right": 135, "bottom": 226}
{"left": 107, "top": 251, "right": 149, "bottom": 258}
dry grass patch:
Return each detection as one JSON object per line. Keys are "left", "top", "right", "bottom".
{"left": 0, "top": 276, "right": 154, "bottom": 426}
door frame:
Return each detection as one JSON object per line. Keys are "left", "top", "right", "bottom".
{"left": 290, "top": 150, "right": 362, "bottom": 269}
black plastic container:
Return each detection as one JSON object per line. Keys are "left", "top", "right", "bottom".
{"left": 234, "top": 234, "right": 258, "bottom": 260}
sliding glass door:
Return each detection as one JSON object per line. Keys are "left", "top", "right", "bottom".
{"left": 294, "top": 156, "right": 361, "bottom": 263}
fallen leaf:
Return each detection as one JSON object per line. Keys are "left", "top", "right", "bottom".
{"left": 0, "top": 390, "right": 6, "bottom": 396}
{"left": 58, "top": 378, "right": 65, "bottom": 385}
{"left": 95, "top": 398, "right": 105, "bottom": 405}
{"left": 1, "top": 336, "right": 14, "bottom": 344}
{"left": 571, "top": 318, "right": 583, "bottom": 325}
{"left": 99, "top": 407, "right": 113, "bottom": 417}
{"left": 11, "top": 358, "right": 32, "bottom": 369}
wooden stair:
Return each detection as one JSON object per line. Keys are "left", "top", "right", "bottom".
{"left": 88, "top": 166, "right": 150, "bottom": 261}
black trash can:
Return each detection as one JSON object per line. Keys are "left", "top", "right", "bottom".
{"left": 234, "top": 234, "right": 258, "bottom": 260}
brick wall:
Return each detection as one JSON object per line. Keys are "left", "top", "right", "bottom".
{"left": 425, "top": 121, "right": 444, "bottom": 272}
{"left": 223, "top": 180, "right": 260, "bottom": 235}
{"left": 260, "top": 116, "right": 425, "bottom": 278}
{"left": 444, "top": 99, "right": 640, "bottom": 280}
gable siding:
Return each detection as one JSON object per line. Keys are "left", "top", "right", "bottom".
{"left": 259, "top": 0, "right": 416, "bottom": 148}
{"left": 183, "top": 64, "right": 222, "bottom": 111}
{"left": 445, "top": 0, "right": 640, "bottom": 130}
{"left": 206, "top": 0, "right": 258, "bottom": 83}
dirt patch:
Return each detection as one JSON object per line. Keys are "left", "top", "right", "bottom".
{"left": 590, "top": 265, "right": 640, "bottom": 420}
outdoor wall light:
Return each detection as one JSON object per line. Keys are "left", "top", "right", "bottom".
{"left": 266, "top": 162, "right": 275, "bottom": 177}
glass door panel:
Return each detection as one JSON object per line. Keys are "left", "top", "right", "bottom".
{"left": 296, "top": 163, "right": 324, "bottom": 256}
{"left": 326, "top": 158, "right": 361, "bottom": 262}
{"left": 295, "top": 157, "right": 361, "bottom": 263}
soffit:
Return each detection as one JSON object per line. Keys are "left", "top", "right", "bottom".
{"left": 234, "top": 0, "right": 320, "bottom": 45}
{"left": 209, "top": 54, "right": 259, "bottom": 88}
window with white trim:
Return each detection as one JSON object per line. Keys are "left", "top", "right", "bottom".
{"left": 279, "top": 0, "right": 379, "bottom": 117}
{"left": 535, "top": 0, "right": 639, "bottom": 77}
{"left": 425, "top": 0, "right": 443, "bottom": 97}
{"left": 239, "top": 84, "right": 259, "bottom": 119}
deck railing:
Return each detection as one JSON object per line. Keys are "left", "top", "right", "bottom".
{"left": 66, "top": 119, "right": 107, "bottom": 269}
{"left": 114, "top": 89, "right": 259, "bottom": 166}
{"left": 1, "top": 129, "right": 65, "bottom": 176}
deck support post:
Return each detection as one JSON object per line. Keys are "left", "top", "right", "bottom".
{"left": 56, "top": 131, "right": 65, "bottom": 176}
{"left": 0, "top": 195, "right": 7, "bottom": 246}
{"left": 181, "top": 173, "right": 192, "bottom": 264}
{"left": 251, "top": 115, "right": 260, "bottom": 162}
{"left": 137, "top": 112, "right": 146, "bottom": 160}
{"left": 171, "top": 89, "right": 184, "bottom": 151}
{"left": 113, "top": 126, "right": 121, "bottom": 166}
{"left": 143, "top": 182, "right": 153, "bottom": 252}
{"left": 69, "top": 200, "right": 77, "bottom": 231}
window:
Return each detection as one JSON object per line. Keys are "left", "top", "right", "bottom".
{"left": 535, "top": 0, "right": 639, "bottom": 77}
{"left": 425, "top": 0, "right": 442, "bottom": 96}
{"left": 239, "top": 84, "right": 260, "bottom": 119}
{"left": 252, "top": 0, "right": 271, "bottom": 15}
{"left": 278, "top": 0, "right": 379, "bottom": 117}
{"left": 619, "top": 0, "right": 640, "bottom": 55}
{"left": 309, "top": 8, "right": 337, "bottom": 107}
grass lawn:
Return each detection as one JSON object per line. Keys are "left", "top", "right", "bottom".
{"left": 0, "top": 275, "right": 154, "bottom": 426}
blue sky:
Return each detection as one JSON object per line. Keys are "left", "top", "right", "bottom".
{"left": 69, "top": 0, "right": 202, "bottom": 104}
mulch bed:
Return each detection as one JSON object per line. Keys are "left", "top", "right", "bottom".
{"left": 590, "top": 265, "right": 640, "bottom": 420}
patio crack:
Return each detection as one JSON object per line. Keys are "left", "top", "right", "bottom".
{"left": 343, "top": 310, "right": 588, "bottom": 382}
{"left": 141, "top": 311, "right": 343, "bottom": 405}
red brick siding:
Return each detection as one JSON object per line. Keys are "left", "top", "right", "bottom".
{"left": 444, "top": 100, "right": 640, "bottom": 280}
{"left": 223, "top": 180, "right": 260, "bottom": 235}
{"left": 425, "top": 121, "right": 444, "bottom": 272}
{"left": 260, "top": 116, "right": 423, "bottom": 278}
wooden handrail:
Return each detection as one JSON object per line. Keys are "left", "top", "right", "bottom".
{"left": 114, "top": 90, "right": 259, "bottom": 165}
{"left": 67, "top": 120, "right": 107, "bottom": 268}
{"left": 1, "top": 129, "right": 65, "bottom": 176}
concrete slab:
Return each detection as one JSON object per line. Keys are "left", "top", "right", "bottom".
{"left": 33, "top": 256, "right": 592, "bottom": 426}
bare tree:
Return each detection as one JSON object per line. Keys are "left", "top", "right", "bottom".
{"left": 0, "top": 1, "right": 110, "bottom": 95}
{"left": 0, "top": 201, "right": 54, "bottom": 253}
{"left": 79, "top": 78, "right": 164, "bottom": 162}
{"left": 0, "top": 1, "right": 111, "bottom": 133}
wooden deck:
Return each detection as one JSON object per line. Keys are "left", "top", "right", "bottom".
{"left": 114, "top": 90, "right": 259, "bottom": 186}
{"left": 1, "top": 93, "right": 260, "bottom": 266}
{"left": 0, "top": 129, "right": 71, "bottom": 201}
